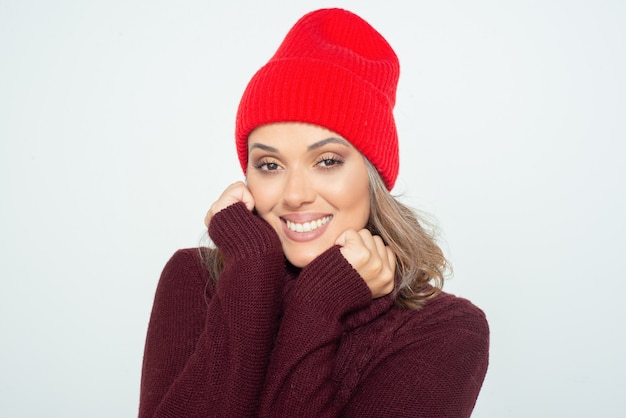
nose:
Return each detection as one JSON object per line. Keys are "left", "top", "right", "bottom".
{"left": 282, "top": 167, "right": 315, "bottom": 208}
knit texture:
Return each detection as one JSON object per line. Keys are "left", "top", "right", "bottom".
{"left": 139, "top": 204, "right": 490, "bottom": 417}
{"left": 236, "top": 8, "right": 400, "bottom": 190}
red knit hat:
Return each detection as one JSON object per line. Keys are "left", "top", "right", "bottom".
{"left": 236, "top": 8, "right": 400, "bottom": 190}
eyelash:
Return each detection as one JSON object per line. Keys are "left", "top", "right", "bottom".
{"left": 315, "top": 154, "right": 344, "bottom": 169}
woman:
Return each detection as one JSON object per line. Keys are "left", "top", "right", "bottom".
{"left": 139, "top": 8, "right": 489, "bottom": 417}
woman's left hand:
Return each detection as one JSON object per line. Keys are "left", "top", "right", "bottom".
{"left": 335, "top": 229, "right": 396, "bottom": 299}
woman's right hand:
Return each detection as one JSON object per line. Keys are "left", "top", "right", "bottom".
{"left": 204, "top": 181, "right": 255, "bottom": 229}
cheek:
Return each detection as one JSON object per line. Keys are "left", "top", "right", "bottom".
{"left": 327, "top": 171, "right": 370, "bottom": 219}
{"left": 350, "top": 182, "right": 371, "bottom": 221}
{"left": 350, "top": 170, "right": 371, "bottom": 224}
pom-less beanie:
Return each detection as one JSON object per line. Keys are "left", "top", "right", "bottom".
{"left": 235, "top": 8, "right": 400, "bottom": 190}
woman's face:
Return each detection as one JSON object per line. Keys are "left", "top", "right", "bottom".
{"left": 246, "top": 122, "right": 370, "bottom": 267}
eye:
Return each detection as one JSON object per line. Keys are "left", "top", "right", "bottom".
{"left": 315, "top": 154, "right": 344, "bottom": 169}
{"left": 254, "top": 158, "right": 283, "bottom": 172}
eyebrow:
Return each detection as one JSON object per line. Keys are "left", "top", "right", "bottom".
{"left": 249, "top": 137, "right": 349, "bottom": 153}
{"left": 307, "top": 137, "right": 350, "bottom": 151}
{"left": 249, "top": 143, "right": 278, "bottom": 152}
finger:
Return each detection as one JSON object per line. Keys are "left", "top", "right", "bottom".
{"left": 371, "top": 235, "right": 391, "bottom": 273}
{"left": 384, "top": 246, "right": 397, "bottom": 293}
{"left": 205, "top": 181, "right": 255, "bottom": 227}
{"left": 356, "top": 229, "right": 379, "bottom": 256}
{"left": 356, "top": 228, "right": 373, "bottom": 243}
{"left": 373, "top": 235, "right": 387, "bottom": 259}
{"left": 335, "top": 229, "right": 360, "bottom": 247}
{"left": 357, "top": 230, "right": 388, "bottom": 262}
{"left": 232, "top": 182, "right": 255, "bottom": 212}
{"left": 355, "top": 230, "right": 384, "bottom": 275}
{"left": 386, "top": 246, "right": 397, "bottom": 272}
{"left": 336, "top": 229, "right": 370, "bottom": 270}
{"left": 368, "top": 235, "right": 395, "bottom": 294}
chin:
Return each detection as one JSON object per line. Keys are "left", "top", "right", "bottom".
{"left": 285, "top": 254, "right": 316, "bottom": 268}
{"left": 284, "top": 246, "right": 327, "bottom": 268}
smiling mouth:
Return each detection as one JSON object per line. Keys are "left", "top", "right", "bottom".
{"left": 285, "top": 216, "right": 333, "bottom": 233}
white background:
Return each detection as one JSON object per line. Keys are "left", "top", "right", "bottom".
{"left": 1, "top": 1, "right": 625, "bottom": 417}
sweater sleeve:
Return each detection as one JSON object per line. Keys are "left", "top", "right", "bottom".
{"left": 258, "top": 245, "right": 373, "bottom": 417}
{"left": 343, "top": 298, "right": 490, "bottom": 418}
{"left": 139, "top": 203, "right": 285, "bottom": 418}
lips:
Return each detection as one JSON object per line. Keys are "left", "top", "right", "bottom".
{"left": 280, "top": 214, "right": 333, "bottom": 242}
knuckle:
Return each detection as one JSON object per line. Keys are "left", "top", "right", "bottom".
{"left": 371, "top": 257, "right": 383, "bottom": 273}
{"left": 354, "top": 251, "right": 369, "bottom": 267}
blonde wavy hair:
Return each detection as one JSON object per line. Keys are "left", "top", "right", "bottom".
{"left": 201, "top": 160, "right": 448, "bottom": 310}
{"left": 363, "top": 161, "right": 447, "bottom": 309}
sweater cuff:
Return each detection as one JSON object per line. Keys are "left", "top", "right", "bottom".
{"left": 289, "top": 245, "right": 372, "bottom": 320}
{"left": 208, "top": 202, "right": 283, "bottom": 259}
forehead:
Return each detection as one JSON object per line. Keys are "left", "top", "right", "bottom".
{"left": 248, "top": 122, "right": 349, "bottom": 148}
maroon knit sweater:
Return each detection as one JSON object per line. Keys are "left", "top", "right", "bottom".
{"left": 139, "top": 203, "right": 489, "bottom": 417}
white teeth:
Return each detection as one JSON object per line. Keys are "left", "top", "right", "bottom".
{"left": 286, "top": 216, "right": 332, "bottom": 233}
